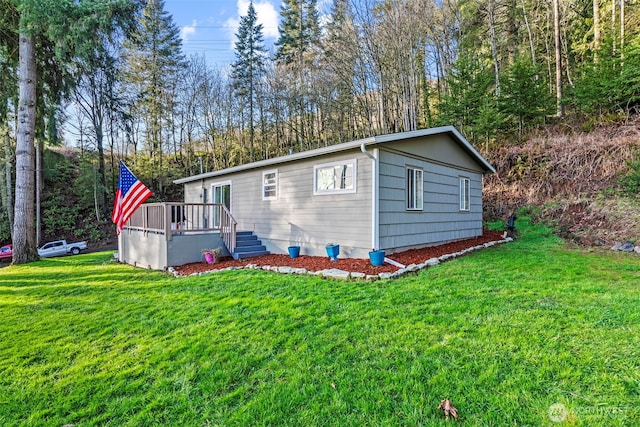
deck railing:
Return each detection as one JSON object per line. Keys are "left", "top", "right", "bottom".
{"left": 125, "top": 202, "right": 237, "bottom": 252}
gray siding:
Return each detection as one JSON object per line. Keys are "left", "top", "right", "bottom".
{"left": 389, "top": 133, "right": 486, "bottom": 173}
{"left": 119, "top": 230, "right": 167, "bottom": 270}
{"left": 185, "top": 150, "right": 373, "bottom": 258}
{"left": 180, "top": 132, "right": 490, "bottom": 259}
{"left": 378, "top": 147, "right": 484, "bottom": 253}
{"left": 119, "top": 230, "right": 228, "bottom": 270}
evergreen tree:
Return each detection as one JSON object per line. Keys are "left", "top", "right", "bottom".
{"left": 275, "top": 0, "right": 320, "bottom": 65}
{"left": 3, "top": 0, "right": 138, "bottom": 264}
{"left": 275, "top": 0, "right": 321, "bottom": 149}
{"left": 123, "top": 0, "right": 185, "bottom": 191}
{"left": 437, "top": 54, "right": 496, "bottom": 142}
{"left": 0, "top": 3, "right": 18, "bottom": 242}
{"left": 499, "top": 57, "right": 553, "bottom": 138}
{"left": 231, "top": 2, "right": 267, "bottom": 163}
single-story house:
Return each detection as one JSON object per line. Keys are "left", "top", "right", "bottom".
{"left": 170, "top": 125, "right": 495, "bottom": 261}
{"left": 117, "top": 126, "right": 494, "bottom": 270}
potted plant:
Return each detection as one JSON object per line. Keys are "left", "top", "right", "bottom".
{"left": 368, "top": 248, "right": 385, "bottom": 267}
{"left": 201, "top": 247, "right": 221, "bottom": 264}
{"left": 325, "top": 242, "right": 340, "bottom": 261}
{"left": 287, "top": 245, "right": 301, "bottom": 258}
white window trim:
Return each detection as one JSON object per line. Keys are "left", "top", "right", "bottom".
{"left": 406, "top": 166, "right": 424, "bottom": 211}
{"left": 459, "top": 177, "right": 470, "bottom": 211}
{"left": 211, "top": 180, "right": 232, "bottom": 211}
{"left": 262, "top": 170, "right": 278, "bottom": 201}
{"left": 313, "top": 159, "right": 357, "bottom": 195}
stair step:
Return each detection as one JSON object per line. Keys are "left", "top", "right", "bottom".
{"left": 236, "top": 234, "right": 258, "bottom": 242}
{"left": 235, "top": 245, "right": 267, "bottom": 253}
{"left": 229, "top": 231, "right": 270, "bottom": 260}
{"left": 232, "top": 250, "right": 270, "bottom": 260}
{"left": 236, "top": 239, "right": 261, "bottom": 247}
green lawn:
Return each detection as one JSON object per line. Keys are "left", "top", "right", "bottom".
{"left": 1, "top": 219, "right": 639, "bottom": 426}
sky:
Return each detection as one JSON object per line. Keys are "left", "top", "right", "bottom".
{"left": 165, "top": 0, "right": 332, "bottom": 70}
{"left": 164, "top": 0, "right": 283, "bottom": 69}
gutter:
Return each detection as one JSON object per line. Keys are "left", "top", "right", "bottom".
{"left": 361, "top": 143, "right": 380, "bottom": 251}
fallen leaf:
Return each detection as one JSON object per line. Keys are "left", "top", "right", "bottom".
{"left": 438, "top": 399, "right": 458, "bottom": 420}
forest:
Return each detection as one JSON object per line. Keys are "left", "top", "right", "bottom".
{"left": 1, "top": 0, "right": 639, "bottom": 262}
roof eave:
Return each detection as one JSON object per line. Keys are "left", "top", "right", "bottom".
{"left": 173, "top": 127, "right": 495, "bottom": 185}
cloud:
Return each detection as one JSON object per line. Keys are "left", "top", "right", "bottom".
{"left": 180, "top": 20, "right": 197, "bottom": 42}
{"left": 225, "top": 0, "right": 280, "bottom": 44}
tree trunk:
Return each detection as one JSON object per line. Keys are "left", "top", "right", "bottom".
{"left": 36, "top": 138, "right": 41, "bottom": 246}
{"left": 4, "top": 131, "right": 13, "bottom": 240}
{"left": 593, "top": 0, "right": 600, "bottom": 59}
{"left": 521, "top": 0, "right": 536, "bottom": 67}
{"left": 488, "top": 0, "right": 501, "bottom": 97}
{"left": 620, "top": 0, "right": 624, "bottom": 60}
{"left": 96, "top": 124, "right": 107, "bottom": 220}
{"left": 553, "top": 0, "right": 564, "bottom": 117}
{"left": 611, "top": 0, "right": 616, "bottom": 55}
{"left": 506, "top": 0, "right": 519, "bottom": 65}
{"left": 13, "top": 33, "right": 38, "bottom": 263}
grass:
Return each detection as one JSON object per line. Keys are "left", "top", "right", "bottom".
{"left": 1, "top": 218, "right": 639, "bottom": 426}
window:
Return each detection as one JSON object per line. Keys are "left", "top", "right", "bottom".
{"left": 406, "top": 167, "right": 423, "bottom": 210}
{"left": 313, "top": 160, "right": 356, "bottom": 195}
{"left": 460, "top": 177, "right": 470, "bottom": 211}
{"left": 263, "top": 170, "right": 278, "bottom": 200}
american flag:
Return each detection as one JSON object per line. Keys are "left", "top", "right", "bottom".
{"left": 112, "top": 161, "right": 152, "bottom": 234}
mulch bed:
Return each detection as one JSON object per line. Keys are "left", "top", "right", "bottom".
{"left": 172, "top": 230, "right": 505, "bottom": 276}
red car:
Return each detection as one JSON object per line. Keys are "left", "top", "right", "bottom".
{"left": 0, "top": 244, "right": 12, "bottom": 260}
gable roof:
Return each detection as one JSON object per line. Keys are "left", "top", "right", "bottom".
{"left": 174, "top": 126, "right": 495, "bottom": 185}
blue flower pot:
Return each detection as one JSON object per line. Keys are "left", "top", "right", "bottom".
{"left": 326, "top": 244, "right": 340, "bottom": 261}
{"left": 369, "top": 250, "right": 385, "bottom": 267}
{"left": 288, "top": 246, "right": 300, "bottom": 258}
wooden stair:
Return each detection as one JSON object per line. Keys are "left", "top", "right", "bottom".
{"left": 232, "top": 231, "right": 270, "bottom": 260}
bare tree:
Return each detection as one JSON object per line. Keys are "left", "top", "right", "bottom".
{"left": 553, "top": 0, "right": 563, "bottom": 117}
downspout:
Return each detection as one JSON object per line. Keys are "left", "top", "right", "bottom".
{"left": 361, "top": 143, "right": 379, "bottom": 251}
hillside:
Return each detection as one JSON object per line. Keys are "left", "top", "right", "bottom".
{"left": 483, "top": 115, "right": 640, "bottom": 246}
{"left": 4, "top": 118, "right": 638, "bottom": 251}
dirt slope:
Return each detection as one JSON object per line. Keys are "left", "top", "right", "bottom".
{"left": 483, "top": 116, "right": 640, "bottom": 246}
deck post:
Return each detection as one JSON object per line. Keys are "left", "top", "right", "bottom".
{"left": 165, "top": 203, "right": 172, "bottom": 241}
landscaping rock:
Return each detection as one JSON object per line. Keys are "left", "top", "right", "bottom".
{"left": 171, "top": 233, "right": 513, "bottom": 279}
{"left": 635, "top": 246, "right": 640, "bottom": 254}
{"left": 394, "top": 268, "right": 408, "bottom": 277}
{"left": 321, "top": 268, "right": 350, "bottom": 279}
{"left": 619, "top": 241, "right": 635, "bottom": 252}
{"left": 407, "top": 263, "right": 419, "bottom": 272}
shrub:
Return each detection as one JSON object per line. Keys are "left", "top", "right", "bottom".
{"left": 618, "top": 152, "right": 640, "bottom": 198}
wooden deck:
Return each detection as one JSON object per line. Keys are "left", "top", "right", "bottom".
{"left": 125, "top": 202, "right": 237, "bottom": 252}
